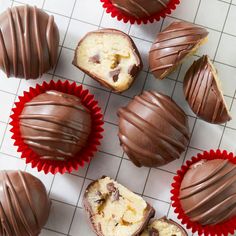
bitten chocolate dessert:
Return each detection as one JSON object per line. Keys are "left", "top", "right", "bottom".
{"left": 111, "top": 0, "right": 171, "bottom": 19}
{"left": 0, "top": 5, "right": 59, "bottom": 79}
{"left": 0, "top": 170, "right": 50, "bottom": 235}
{"left": 141, "top": 217, "right": 187, "bottom": 236}
{"left": 183, "top": 55, "right": 231, "bottom": 124}
{"left": 73, "top": 29, "right": 142, "bottom": 92}
{"left": 118, "top": 91, "right": 190, "bottom": 168}
{"left": 179, "top": 159, "right": 236, "bottom": 225}
{"left": 83, "top": 176, "right": 155, "bottom": 236}
{"left": 149, "top": 21, "right": 209, "bottom": 80}
{"left": 19, "top": 90, "right": 91, "bottom": 161}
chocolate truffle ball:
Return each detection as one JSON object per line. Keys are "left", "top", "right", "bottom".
{"left": 149, "top": 21, "right": 209, "bottom": 80}
{"left": 0, "top": 5, "right": 59, "bottom": 79}
{"left": 183, "top": 55, "right": 231, "bottom": 124}
{"left": 19, "top": 90, "right": 92, "bottom": 161}
{"left": 73, "top": 29, "right": 142, "bottom": 92}
{"left": 118, "top": 91, "right": 190, "bottom": 168}
{"left": 0, "top": 170, "right": 50, "bottom": 235}
{"left": 84, "top": 176, "right": 155, "bottom": 236}
{"left": 179, "top": 159, "right": 236, "bottom": 225}
{"left": 111, "top": 0, "right": 171, "bottom": 19}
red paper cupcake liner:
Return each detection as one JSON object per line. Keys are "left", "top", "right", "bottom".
{"left": 10, "top": 80, "right": 104, "bottom": 175}
{"left": 100, "top": 0, "right": 180, "bottom": 24}
{"left": 171, "top": 149, "right": 236, "bottom": 236}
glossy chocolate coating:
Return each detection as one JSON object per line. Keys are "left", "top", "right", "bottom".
{"left": 149, "top": 21, "right": 208, "bottom": 80}
{"left": 183, "top": 55, "right": 231, "bottom": 124}
{"left": 0, "top": 5, "right": 59, "bottom": 79}
{"left": 0, "top": 170, "right": 50, "bottom": 236}
{"left": 118, "top": 91, "right": 190, "bottom": 168}
{"left": 180, "top": 159, "right": 236, "bottom": 225}
{"left": 141, "top": 217, "right": 187, "bottom": 236}
{"left": 19, "top": 90, "right": 91, "bottom": 161}
{"left": 111, "top": 0, "right": 171, "bottom": 19}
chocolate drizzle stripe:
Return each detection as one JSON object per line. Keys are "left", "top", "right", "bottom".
{"left": 25, "top": 140, "right": 74, "bottom": 157}
{"left": 181, "top": 160, "right": 229, "bottom": 190}
{"left": 114, "top": 0, "right": 168, "bottom": 18}
{"left": 181, "top": 165, "right": 236, "bottom": 198}
{"left": 19, "top": 114, "right": 90, "bottom": 133}
{"left": 155, "top": 30, "right": 207, "bottom": 44}
{"left": 33, "top": 6, "right": 44, "bottom": 77}
{"left": 183, "top": 55, "right": 230, "bottom": 123}
{"left": 120, "top": 107, "right": 186, "bottom": 152}
{"left": 7, "top": 9, "right": 18, "bottom": 76}
{"left": 22, "top": 136, "right": 83, "bottom": 145}
{"left": 46, "top": 16, "right": 55, "bottom": 66}
{"left": 137, "top": 93, "right": 189, "bottom": 137}
{"left": 128, "top": 0, "right": 151, "bottom": 17}
{"left": 191, "top": 195, "right": 236, "bottom": 223}
{"left": 0, "top": 201, "right": 12, "bottom": 235}
{"left": 24, "top": 5, "right": 31, "bottom": 76}
{"left": 40, "top": 156, "right": 67, "bottom": 161}
{"left": 119, "top": 108, "right": 181, "bottom": 161}
{"left": 113, "top": 3, "right": 140, "bottom": 18}
{"left": 0, "top": 30, "right": 10, "bottom": 77}
{"left": 3, "top": 172, "right": 34, "bottom": 235}
{"left": 0, "top": 5, "right": 58, "bottom": 79}
{"left": 119, "top": 134, "right": 165, "bottom": 164}
{"left": 25, "top": 101, "right": 88, "bottom": 113}
{"left": 18, "top": 171, "right": 39, "bottom": 229}
{"left": 180, "top": 160, "right": 236, "bottom": 225}
{"left": 20, "top": 122, "right": 82, "bottom": 141}
{"left": 15, "top": 7, "right": 28, "bottom": 78}
{"left": 183, "top": 174, "right": 236, "bottom": 210}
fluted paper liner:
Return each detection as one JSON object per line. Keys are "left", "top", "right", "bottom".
{"left": 100, "top": 0, "right": 180, "bottom": 24}
{"left": 171, "top": 149, "right": 236, "bottom": 236}
{"left": 10, "top": 80, "right": 104, "bottom": 175}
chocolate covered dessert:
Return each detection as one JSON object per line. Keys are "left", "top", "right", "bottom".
{"left": 141, "top": 217, "right": 187, "bottom": 236}
{"left": 73, "top": 29, "right": 142, "bottom": 92}
{"left": 183, "top": 55, "right": 231, "bottom": 124}
{"left": 111, "top": 0, "right": 171, "bottom": 19}
{"left": 0, "top": 170, "right": 50, "bottom": 235}
{"left": 83, "top": 176, "right": 155, "bottom": 236}
{"left": 19, "top": 90, "right": 92, "bottom": 161}
{"left": 0, "top": 5, "right": 59, "bottom": 79}
{"left": 118, "top": 91, "right": 190, "bottom": 168}
{"left": 149, "top": 21, "right": 208, "bottom": 80}
{"left": 179, "top": 159, "right": 236, "bottom": 225}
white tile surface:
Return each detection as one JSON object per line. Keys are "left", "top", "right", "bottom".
{"left": 224, "top": 5, "right": 236, "bottom": 36}
{"left": 43, "top": 0, "right": 76, "bottom": 17}
{"left": 50, "top": 174, "right": 83, "bottom": 205}
{"left": 69, "top": 208, "right": 95, "bottom": 236}
{"left": 195, "top": 0, "right": 229, "bottom": 31}
{"left": 45, "top": 200, "right": 75, "bottom": 234}
{"left": 87, "top": 152, "right": 120, "bottom": 180}
{"left": 104, "top": 94, "right": 131, "bottom": 125}
{"left": 190, "top": 119, "right": 224, "bottom": 150}
{"left": 144, "top": 74, "right": 176, "bottom": 96}
{"left": 171, "top": 0, "right": 200, "bottom": 22}
{"left": 144, "top": 168, "right": 174, "bottom": 202}
{"left": 117, "top": 159, "right": 149, "bottom": 194}
{"left": 216, "top": 33, "right": 236, "bottom": 67}
{"left": 0, "top": 1, "right": 235, "bottom": 235}
{"left": 0, "top": 91, "right": 15, "bottom": 123}
{"left": 72, "top": 0, "right": 103, "bottom": 25}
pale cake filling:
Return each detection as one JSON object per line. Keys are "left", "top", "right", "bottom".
{"left": 86, "top": 177, "right": 148, "bottom": 236}
{"left": 141, "top": 219, "right": 184, "bottom": 236}
{"left": 75, "top": 33, "right": 139, "bottom": 91}
{"left": 161, "top": 37, "right": 209, "bottom": 80}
